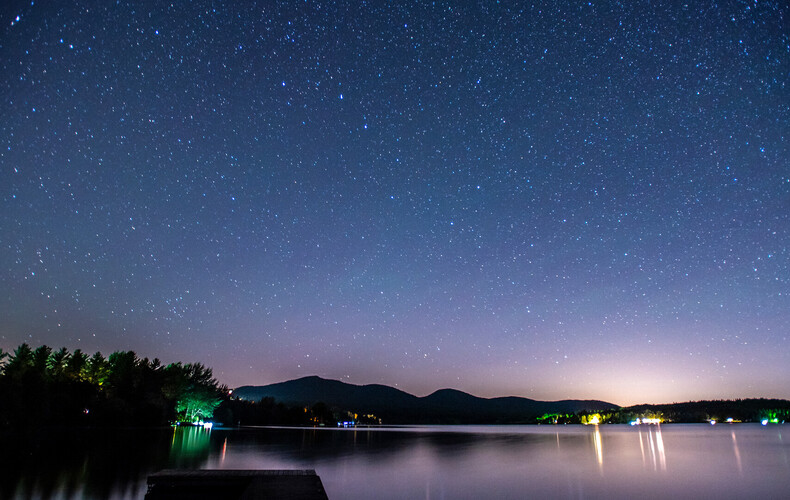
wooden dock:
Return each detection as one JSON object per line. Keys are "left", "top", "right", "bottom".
{"left": 145, "top": 469, "right": 329, "bottom": 499}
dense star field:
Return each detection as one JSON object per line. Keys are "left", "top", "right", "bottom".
{"left": 1, "top": 1, "right": 787, "bottom": 405}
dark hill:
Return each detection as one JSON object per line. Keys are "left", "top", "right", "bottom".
{"left": 233, "top": 376, "right": 617, "bottom": 424}
{"left": 236, "top": 375, "right": 419, "bottom": 409}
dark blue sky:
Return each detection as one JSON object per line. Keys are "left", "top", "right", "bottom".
{"left": 1, "top": 0, "right": 788, "bottom": 404}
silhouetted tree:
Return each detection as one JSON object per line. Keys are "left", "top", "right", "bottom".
{"left": 32, "top": 345, "right": 52, "bottom": 377}
{"left": 4, "top": 343, "right": 33, "bottom": 379}
{"left": 64, "top": 350, "right": 88, "bottom": 381}
{"left": 0, "top": 343, "right": 227, "bottom": 428}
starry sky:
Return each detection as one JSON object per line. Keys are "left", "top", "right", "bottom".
{"left": 1, "top": 0, "right": 788, "bottom": 406}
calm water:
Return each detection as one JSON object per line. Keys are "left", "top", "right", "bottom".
{"left": 2, "top": 424, "right": 789, "bottom": 499}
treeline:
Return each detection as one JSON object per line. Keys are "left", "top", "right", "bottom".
{"left": 4, "top": 343, "right": 789, "bottom": 428}
{"left": 215, "top": 398, "right": 340, "bottom": 427}
{"left": 538, "top": 398, "right": 790, "bottom": 425}
{"left": 0, "top": 344, "right": 225, "bottom": 428}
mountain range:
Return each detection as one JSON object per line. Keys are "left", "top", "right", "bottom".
{"left": 233, "top": 376, "right": 617, "bottom": 424}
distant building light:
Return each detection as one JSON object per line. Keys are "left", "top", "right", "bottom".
{"left": 630, "top": 417, "right": 660, "bottom": 425}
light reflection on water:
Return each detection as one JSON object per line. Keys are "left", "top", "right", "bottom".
{"left": 638, "top": 425, "right": 666, "bottom": 471}
{"left": 2, "top": 424, "right": 790, "bottom": 499}
{"left": 210, "top": 424, "right": 790, "bottom": 499}
{"left": 592, "top": 424, "right": 603, "bottom": 468}
{"left": 170, "top": 425, "right": 212, "bottom": 459}
{"left": 732, "top": 429, "right": 743, "bottom": 474}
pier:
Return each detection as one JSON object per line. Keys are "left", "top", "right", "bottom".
{"left": 145, "top": 469, "right": 329, "bottom": 499}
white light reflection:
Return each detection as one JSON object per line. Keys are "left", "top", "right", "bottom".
{"left": 639, "top": 427, "right": 646, "bottom": 466}
{"left": 638, "top": 425, "right": 666, "bottom": 471}
{"left": 655, "top": 426, "right": 666, "bottom": 471}
{"left": 731, "top": 431, "right": 742, "bottom": 474}
{"left": 593, "top": 425, "right": 603, "bottom": 469}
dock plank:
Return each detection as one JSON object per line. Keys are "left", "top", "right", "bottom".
{"left": 145, "top": 469, "right": 329, "bottom": 499}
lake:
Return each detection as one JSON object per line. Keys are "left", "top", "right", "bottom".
{"left": 2, "top": 424, "right": 789, "bottom": 499}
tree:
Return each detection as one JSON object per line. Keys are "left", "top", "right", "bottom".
{"left": 4, "top": 343, "right": 34, "bottom": 379}
{"left": 0, "top": 342, "right": 230, "bottom": 427}
{"left": 167, "top": 363, "right": 223, "bottom": 423}
{"left": 175, "top": 386, "right": 222, "bottom": 423}
{"left": 48, "top": 347, "right": 70, "bottom": 379}
{"left": 32, "top": 345, "right": 52, "bottom": 377}
{"left": 106, "top": 350, "right": 140, "bottom": 399}
{"left": 85, "top": 352, "right": 109, "bottom": 386}
{"left": 64, "top": 349, "right": 88, "bottom": 381}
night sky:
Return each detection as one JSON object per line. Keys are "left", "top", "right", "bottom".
{"left": 1, "top": 1, "right": 788, "bottom": 406}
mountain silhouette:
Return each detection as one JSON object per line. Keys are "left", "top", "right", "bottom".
{"left": 234, "top": 376, "right": 617, "bottom": 424}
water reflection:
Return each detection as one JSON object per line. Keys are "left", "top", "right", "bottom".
{"left": 3, "top": 424, "right": 790, "bottom": 499}
{"left": 170, "top": 425, "right": 212, "bottom": 463}
{"left": 210, "top": 425, "right": 790, "bottom": 498}
{"left": 592, "top": 425, "right": 603, "bottom": 468}
{"left": 0, "top": 428, "right": 172, "bottom": 499}
{"left": 221, "top": 437, "right": 228, "bottom": 464}
{"left": 0, "top": 426, "right": 214, "bottom": 499}
{"left": 638, "top": 425, "right": 667, "bottom": 471}
{"left": 731, "top": 430, "right": 742, "bottom": 474}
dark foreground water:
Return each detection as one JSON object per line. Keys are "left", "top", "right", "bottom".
{"left": 2, "top": 423, "right": 789, "bottom": 499}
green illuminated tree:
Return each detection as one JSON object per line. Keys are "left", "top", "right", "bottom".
{"left": 64, "top": 349, "right": 88, "bottom": 381}
{"left": 175, "top": 385, "right": 222, "bottom": 422}
{"left": 85, "top": 352, "right": 109, "bottom": 386}
{"left": 166, "top": 362, "right": 223, "bottom": 423}
{"left": 48, "top": 347, "right": 70, "bottom": 379}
